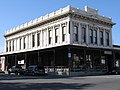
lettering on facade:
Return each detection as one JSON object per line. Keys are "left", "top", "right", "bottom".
{"left": 18, "top": 60, "right": 24, "bottom": 64}
{"left": 104, "top": 51, "right": 112, "bottom": 55}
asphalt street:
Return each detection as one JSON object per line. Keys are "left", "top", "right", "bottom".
{"left": 0, "top": 74, "right": 120, "bottom": 90}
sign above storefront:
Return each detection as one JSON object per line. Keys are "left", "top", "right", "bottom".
{"left": 18, "top": 60, "right": 24, "bottom": 64}
{"left": 104, "top": 51, "right": 112, "bottom": 55}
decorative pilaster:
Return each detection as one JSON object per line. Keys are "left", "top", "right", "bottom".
{"left": 46, "top": 28, "right": 49, "bottom": 46}
{"left": 79, "top": 23, "right": 81, "bottom": 44}
{"left": 103, "top": 29, "right": 106, "bottom": 47}
{"left": 86, "top": 25, "right": 89, "bottom": 45}
{"left": 35, "top": 32, "right": 37, "bottom": 48}
{"left": 97, "top": 28, "right": 100, "bottom": 46}
{"left": 21, "top": 37, "right": 24, "bottom": 50}
{"left": 110, "top": 30, "right": 112, "bottom": 47}
{"left": 60, "top": 24, "right": 62, "bottom": 44}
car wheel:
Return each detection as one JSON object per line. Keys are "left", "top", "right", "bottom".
{"left": 32, "top": 72, "right": 35, "bottom": 76}
{"left": 15, "top": 72, "right": 18, "bottom": 75}
{"left": 8, "top": 71, "right": 10, "bottom": 75}
{"left": 116, "top": 72, "right": 118, "bottom": 75}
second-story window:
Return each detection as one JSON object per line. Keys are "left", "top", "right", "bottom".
{"left": 49, "top": 30, "right": 52, "bottom": 44}
{"left": 55, "top": 28, "right": 59, "bottom": 43}
{"left": 74, "top": 26, "right": 78, "bottom": 42}
{"left": 37, "top": 32, "right": 40, "bottom": 46}
{"left": 93, "top": 30, "right": 97, "bottom": 44}
{"left": 89, "top": 29, "right": 93, "bottom": 44}
{"left": 12, "top": 40, "right": 14, "bottom": 51}
{"left": 6, "top": 41, "right": 8, "bottom": 52}
{"left": 23, "top": 37, "right": 26, "bottom": 49}
{"left": 89, "top": 29, "right": 97, "bottom": 44}
{"left": 9, "top": 41, "right": 11, "bottom": 51}
{"left": 81, "top": 27, "right": 86, "bottom": 43}
{"left": 19, "top": 38, "right": 22, "bottom": 50}
{"left": 62, "top": 26, "right": 67, "bottom": 42}
{"left": 32, "top": 34, "right": 35, "bottom": 47}
{"left": 106, "top": 32, "right": 109, "bottom": 46}
{"left": 100, "top": 31, "right": 103, "bottom": 46}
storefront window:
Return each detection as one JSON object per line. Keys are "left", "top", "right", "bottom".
{"left": 101, "top": 56, "right": 105, "bottom": 65}
{"left": 72, "top": 53, "right": 84, "bottom": 72}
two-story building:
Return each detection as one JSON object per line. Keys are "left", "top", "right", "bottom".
{"left": 0, "top": 5, "right": 117, "bottom": 75}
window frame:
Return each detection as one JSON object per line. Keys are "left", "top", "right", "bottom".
{"left": 100, "top": 31, "right": 104, "bottom": 46}
{"left": 74, "top": 25, "right": 78, "bottom": 42}
{"left": 81, "top": 27, "right": 86, "bottom": 43}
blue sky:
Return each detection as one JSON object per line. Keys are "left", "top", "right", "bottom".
{"left": 0, "top": 0, "right": 120, "bottom": 52}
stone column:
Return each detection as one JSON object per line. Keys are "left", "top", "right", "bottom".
{"left": 5, "top": 41, "right": 7, "bottom": 52}
{"left": 35, "top": 32, "right": 37, "bottom": 48}
{"left": 97, "top": 28, "right": 100, "bottom": 46}
{"left": 14, "top": 39, "right": 16, "bottom": 51}
{"left": 26, "top": 35, "right": 28, "bottom": 49}
{"left": 46, "top": 28, "right": 49, "bottom": 46}
{"left": 30, "top": 34, "right": 32, "bottom": 48}
{"left": 60, "top": 24, "right": 62, "bottom": 44}
{"left": 16, "top": 38, "right": 20, "bottom": 50}
{"left": 103, "top": 29, "right": 106, "bottom": 47}
{"left": 79, "top": 23, "right": 81, "bottom": 44}
{"left": 53, "top": 27, "right": 55, "bottom": 45}
{"left": 70, "top": 21, "right": 73, "bottom": 44}
{"left": 86, "top": 25, "right": 89, "bottom": 45}
{"left": 28, "top": 34, "right": 31, "bottom": 49}
{"left": 44, "top": 29, "right": 47, "bottom": 46}
{"left": 66, "top": 21, "right": 70, "bottom": 43}
{"left": 11, "top": 40, "right": 13, "bottom": 51}
{"left": 21, "top": 37, "right": 24, "bottom": 50}
{"left": 110, "top": 30, "right": 112, "bottom": 47}
{"left": 40, "top": 31, "right": 42, "bottom": 47}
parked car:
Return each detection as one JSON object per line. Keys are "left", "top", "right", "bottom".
{"left": 24, "top": 65, "right": 45, "bottom": 75}
{"left": 8, "top": 66, "right": 24, "bottom": 75}
{"left": 108, "top": 67, "right": 120, "bottom": 75}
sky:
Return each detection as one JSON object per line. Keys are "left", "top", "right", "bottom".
{"left": 0, "top": 0, "right": 120, "bottom": 53}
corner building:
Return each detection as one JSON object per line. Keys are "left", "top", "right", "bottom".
{"left": 1, "top": 5, "right": 116, "bottom": 75}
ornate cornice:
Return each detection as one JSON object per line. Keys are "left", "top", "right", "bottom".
{"left": 72, "top": 13, "right": 115, "bottom": 28}
{"left": 4, "top": 5, "right": 115, "bottom": 37}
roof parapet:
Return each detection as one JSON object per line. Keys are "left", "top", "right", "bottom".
{"left": 85, "top": 6, "right": 98, "bottom": 15}
{"left": 5, "top": 5, "right": 115, "bottom": 36}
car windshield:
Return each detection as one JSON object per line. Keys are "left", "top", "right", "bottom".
{"left": 28, "top": 66, "right": 36, "bottom": 70}
{"left": 12, "top": 66, "right": 22, "bottom": 69}
{"left": 27, "top": 65, "right": 44, "bottom": 70}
